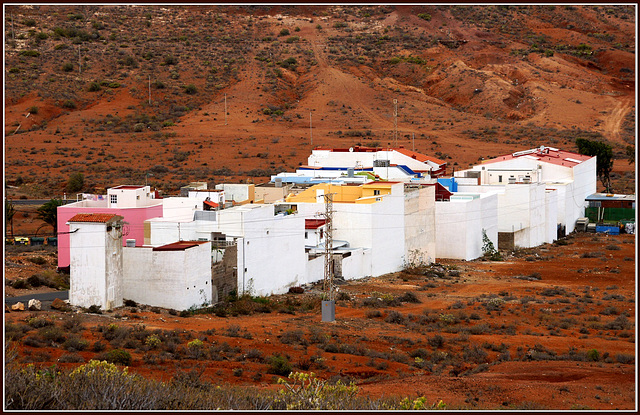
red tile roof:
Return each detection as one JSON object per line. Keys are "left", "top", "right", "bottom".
{"left": 111, "top": 185, "right": 145, "bottom": 190}
{"left": 203, "top": 200, "right": 219, "bottom": 208}
{"left": 68, "top": 213, "right": 122, "bottom": 223}
{"left": 394, "top": 148, "right": 446, "bottom": 166}
{"left": 152, "top": 241, "right": 209, "bottom": 251}
{"left": 482, "top": 147, "right": 592, "bottom": 167}
{"left": 305, "top": 219, "right": 326, "bottom": 229}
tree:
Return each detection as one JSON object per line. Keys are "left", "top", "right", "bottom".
{"left": 66, "top": 172, "right": 84, "bottom": 193}
{"left": 5, "top": 199, "right": 16, "bottom": 238}
{"left": 626, "top": 145, "right": 635, "bottom": 165}
{"left": 575, "top": 138, "right": 613, "bottom": 192}
{"left": 36, "top": 199, "right": 65, "bottom": 235}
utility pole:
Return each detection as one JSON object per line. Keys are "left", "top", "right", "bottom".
{"left": 10, "top": 13, "right": 15, "bottom": 41}
{"left": 321, "top": 192, "right": 335, "bottom": 322}
{"left": 310, "top": 111, "right": 313, "bottom": 147}
{"left": 393, "top": 99, "right": 398, "bottom": 147}
{"left": 78, "top": 47, "right": 82, "bottom": 74}
{"left": 224, "top": 93, "right": 227, "bottom": 125}
{"left": 148, "top": 75, "right": 151, "bottom": 105}
{"left": 412, "top": 132, "right": 415, "bottom": 152}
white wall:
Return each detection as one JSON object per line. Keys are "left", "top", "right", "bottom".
{"left": 545, "top": 189, "right": 558, "bottom": 243}
{"left": 308, "top": 149, "right": 433, "bottom": 177}
{"left": 221, "top": 205, "right": 306, "bottom": 297}
{"left": 295, "top": 189, "right": 405, "bottom": 278}
{"left": 69, "top": 222, "right": 123, "bottom": 311}
{"left": 123, "top": 242, "right": 212, "bottom": 310}
{"left": 107, "top": 186, "right": 155, "bottom": 208}
{"left": 340, "top": 248, "right": 372, "bottom": 280}
{"left": 215, "top": 184, "right": 253, "bottom": 202}
{"left": 404, "top": 186, "right": 436, "bottom": 265}
{"left": 435, "top": 192, "right": 498, "bottom": 261}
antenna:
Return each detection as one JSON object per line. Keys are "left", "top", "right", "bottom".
{"left": 321, "top": 192, "right": 336, "bottom": 322}
{"left": 393, "top": 99, "right": 398, "bottom": 147}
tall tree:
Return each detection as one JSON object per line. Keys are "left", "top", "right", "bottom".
{"left": 36, "top": 198, "right": 65, "bottom": 235}
{"left": 5, "top": 199, "right": 16, "bottom": 238}
{"left": 575, "top": 138, "right": 614, "bottom": 193}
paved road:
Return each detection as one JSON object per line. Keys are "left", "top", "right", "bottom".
{"left": 5, "top": 291, "right": 68, "bottom": 305}
{"left": 10, "top": 199, "right": 75, "bottom": 206}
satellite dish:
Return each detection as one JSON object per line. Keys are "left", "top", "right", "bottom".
{"left": 349, "top": 147, "right": 353, "bottom": 152}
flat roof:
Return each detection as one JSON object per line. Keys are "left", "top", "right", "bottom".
{"left": 68, "top": 213, "right": 122, "bottom": 223}
{"left": 110, "top": 185, "right": 146, "bottom": 190}
{"left": 482, "top": 146, "right": 592, "bottom": 167}
{"left": 313, "top": 146, "right": 446, "bottom": 165}
{"left": 586, "top": 193, "right": 635, "bottom": 201}
{"left": 152, "top": 241, "right": 209, "bottom": 251}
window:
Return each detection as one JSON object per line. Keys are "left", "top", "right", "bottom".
{"left": 136, "top": 195, "right": 140, "bottom": 200}
{"left": 320, "top": 229, "right": 324, "bottom": 239}
{"left": 110, "top": 194, "right": 117, "bottom": 204}
{"left": 305, "top": 232, "right": 308, "bottom": 239}
{"left": 373, "top": 190, "right": 381, "bottom": 196}
{"left": 498, "top": 175, "right": 502, "bottom": 183}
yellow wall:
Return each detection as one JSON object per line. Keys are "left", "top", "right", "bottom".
{"left": 285, "top": 183, "right": 392, "bottom": 204}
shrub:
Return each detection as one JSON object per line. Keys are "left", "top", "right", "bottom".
{"left": 417, "top": 13, "right": 432, "bottom": 21}
{"left": 586, "top": 349, "right": 600, "bottom": 361}
{"left": 88, "top": 82, "right": 101, "bottom": 92}
{"left": 39, "top": 326, "right": 66, "bottom": 343}
{"left": 279, "top": 28, "right": 290, "bottom": 36}
{"left": 267, "top": 354, "right": 292, "bottom": 376}
{"left": 398, "top": 292, "right": 421, "bottom": 303}
{"left": 384, "top": 310, "right": 405, "bottom": 324}
{"left": 63, "top": 336, "right": 89, "bottom": 351}
{"left": 104, "top": 349, "right": 132, "bottom": 365}
{"left": 12, "top": 279, "right": 29, "bottom": 289}
{"left": 365, "top": 310, "right": 382, "bottom": 319}
{"left": 58, "top": 353, "right": 85, "bottom": 363}
{"left": 145, "top": 335, "right": 161, "bottom": 349}
{"left": 19, "top": 50, "right": 40, "bottom": 57}
{"left": 279, "top": 330, "right": 307, "bottom": 346}
{"left": 183, "top": 84, "right": 197, "bottom": 95}
{"left": 427, "top": 335, "right": 445, "bottom": 349}
{"left": 61, "top": 100, "right": 76, "bottom": 110}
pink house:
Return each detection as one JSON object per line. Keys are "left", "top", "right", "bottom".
{"left": 57, "top": 185, "right": 163, "bottom": 269}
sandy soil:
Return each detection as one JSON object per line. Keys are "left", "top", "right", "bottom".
{"left": 4, "top": 232, "right": 636, "bottom": 410}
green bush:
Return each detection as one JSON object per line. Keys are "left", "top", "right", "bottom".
{"left": 88, "top": 82, "right": 101, "bottom": 92}
{"left": 104, "top": 349, "right": 132, "bottom": 365}
{"left": 183, "top": 84, "right": 197, "bottom": 95}
{"left": 20, "top": 50, "right": 41, "bottom": 57}
{"left": 417, "top": 13, "right": 432, "bottom": 21}
{"left": 267, "top": 354, "right": 292, "bottom": 376}
{"left": 279, "top": 28, "right": 290, "bottom": 36}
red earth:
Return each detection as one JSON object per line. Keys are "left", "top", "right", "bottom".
{"left": 5, "top": 232, "right": 636, "bottom": 410}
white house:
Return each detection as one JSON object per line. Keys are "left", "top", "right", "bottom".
{"left": 146, "top": 203, "right": 307, "bottom": 298}
{"left": 455, "top": 146, "right": 596, "bottom": 235}
{"left": 67, "top": 213, "right": 125, "bottom": 311}
{"left": 306, "top": 146, "right": 447, "bottom": 180}
{"left": 285, "top": 181, "right": 428, "bottom": 280}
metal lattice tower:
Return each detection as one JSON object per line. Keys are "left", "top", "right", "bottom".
{"left": 322, "top": 192, "right": 334, "bottom": 301}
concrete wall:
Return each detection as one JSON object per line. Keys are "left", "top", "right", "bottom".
{"left": 123, "top": 242, "right": 212, "bottom": 310}
{"left": 58, "top": 203, "right": 163, "bottom": 268}
{"left": 435, "top": 192, "right": 498, "bottom": 261}
{"left": 215, "top": 184, "right": 255, "bottom": 203}
{"left": 295, "top": 183, "right": 405, "bottom": 277}
{"left": 545, "top": 189, "right": 558, "bottom": 243}
{"left": 339, "top": 248, "right": 372, "bottom": 280}
{"left": 404, "top": 185, "right": 436, "bottom": 265}
{"left": 221, "top": 205, "right": 306, "bottom": 297}
{"left": 68, "top": 222, "right": 123, "bottom": 311}
{"left": 211, "top": 244, "right": 237, "bottom": 302}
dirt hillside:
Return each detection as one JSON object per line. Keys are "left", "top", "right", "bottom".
{"left": 4, "top": 5, "right": 636, "bottom": 200}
